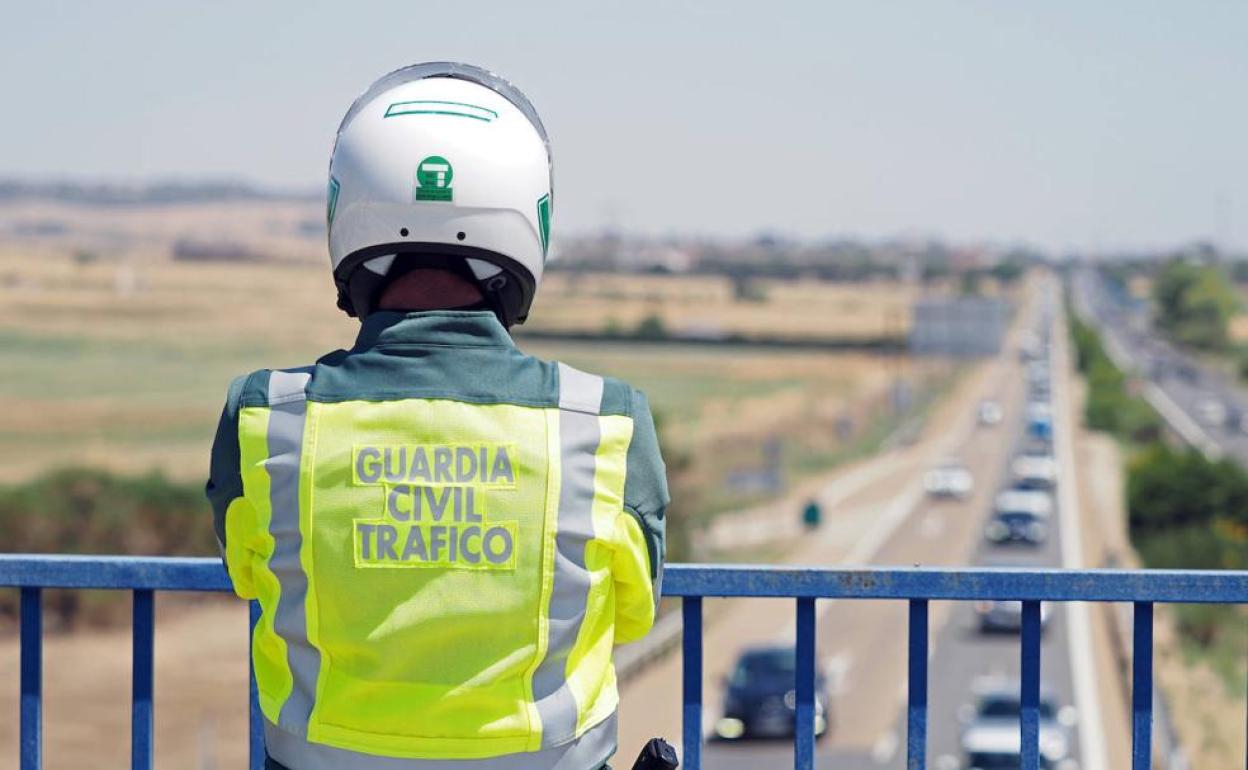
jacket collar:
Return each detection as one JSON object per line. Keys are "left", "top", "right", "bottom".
{"left": 353, "top": 310, "right": 515, "bottom": 351}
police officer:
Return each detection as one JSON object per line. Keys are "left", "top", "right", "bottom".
{"left": 206, "top": 63, "right": 668, "bottom": 770}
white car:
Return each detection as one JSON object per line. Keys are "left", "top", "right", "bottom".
{"left": 977, "top": 399, "right": 1004, "bottom": 426}
{"left": 1197, "top": 397, "right": 1227, "bottom": 427}
{"left": 986, "top": 490, "right": 1054, "bottom": 545}
{"left": 993, "top": 489, "right": 1053, "bottom": 518}
{"left": 960, "top": 683, "right": 1075, "bottom": 769}
{"left": 1011, "top": 454, "right": 1058, "bottom": 490}
{"left": 924, "top": 461, "right": 974, "bottom": 499}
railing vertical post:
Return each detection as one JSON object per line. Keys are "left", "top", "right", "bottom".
{"left": 1020, "top": 600, "right": 1042, "bottom": 770}
{"left": 682, "top": 596, "right": 703, "bottom": 770}
{"left": 907, "top": 599, "right": 929, "bottom": 770}
{"left": 20, "top": 587, "right": 42, "bottom": 770}
{"left": 249, "top": 600, "right": 265, "bottom": 770}
{"left": 1132, "top": 601, "right": 1154, "bottom": 770}
{"left": 795, "top": 597, "right": 817, "bottom": 770}
{"left": 131, "top": 589, "right": 154, "bottom": 770}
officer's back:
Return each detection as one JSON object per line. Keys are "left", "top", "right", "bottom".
{"left": 206, "top": 63, "right": 667, "bottom": 770}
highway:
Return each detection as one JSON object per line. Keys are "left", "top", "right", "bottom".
{"left": 1073, "top": 266, "right": 1248, "bottom": 462}
{"left": 617, "top": 278, "right": 1113, "bottom": 769}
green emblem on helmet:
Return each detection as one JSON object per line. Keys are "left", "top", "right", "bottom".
{"left": 415, "top": 156, "right": 453, "bottom": 202}
{"left": 327, "top": 176, "right": 340, "bottom": 225}
{"left": 536, "top": 194, "right": 551, "bottom": 259}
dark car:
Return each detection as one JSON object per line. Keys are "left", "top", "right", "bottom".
{"left": 715, "top": 646, "right": 831, "bottom": 740}
{"left": 985, "top": 510, "right": 1048, "bottom": 545}
{"left": 985, "top": 491, "right": 1051, "bottom": 546}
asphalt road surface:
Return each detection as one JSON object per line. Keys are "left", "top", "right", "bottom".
{"left": 617, "top": 280, "right": 1107, "bottom": 770}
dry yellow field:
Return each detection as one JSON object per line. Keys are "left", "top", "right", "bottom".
{"left": 0, "top": 199, "right": 324, "bottom": 264}
{"left": 0, "top": 243, "right": 940, "bottom": 489}
{"left": 529, "top": 272, "right": 918, "bottom": 339}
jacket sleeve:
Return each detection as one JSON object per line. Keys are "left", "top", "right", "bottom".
{"left": 205, "top": 375, "right": 258, "bottom": 599}
{"left": 613, "top": 389, "right": 670, "bottom": 644}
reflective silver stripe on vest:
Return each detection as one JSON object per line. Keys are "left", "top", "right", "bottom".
{"left": 265, "top": 368, "right": 321, "bottom": 736}
{"left": 264, "top": 714, "right": 616, "bottom": 770}
{"left": 531, "top": 363, "right": 605, "bottom": 747}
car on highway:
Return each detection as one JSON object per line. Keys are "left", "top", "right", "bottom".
{"left": 924, "top": 460, "right": 975, "bottom": 500}
{"left": 1222, "top": 404, "right": 1248, "bottom": 435}
{"left": 1018, "top": 332, "right": 1042, "bottom": 363}
{"left": 1196, "top": 396, "right": 1228, "bottom": 427}
{"left": 959, "top": 683, "right": 1074, "bottom": 769}
{"left": 1028, "top": 377, "right": 1052, "bottom": 402}
{"left": 977, "top": 399, "right": 1004, "bottom": 426}
{"left": 1025, "top": 402, "right": 1053, "bottom": 442}
{"left": 985, "top": 490, "right": 1052, "bottom": 545}
{"left": 1010, "top": 452, "right": 1058, "bottom": 490}
{"left": 715, "top": 645, "right": 831, "bottom": 741}
{"left": 973, "top": 599, "right": 1053, "bottom": 634}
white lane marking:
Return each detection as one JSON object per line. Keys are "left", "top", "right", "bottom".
{"left": 936, "top": 754, "right": 960, "bottom": 770}
{"left": 1053, "top": 287, "right": 1109, "bottom": 770}
{"left": 1142, "top": 382, "right": 1223, "bottom": 460}
{"left": 871, "top": 729, "right": 898, "bottom": 764}
{"left": 920, "top": 510, "right": 946, "bottom": 539}
{"left": 818, "top": 453, "right": 911, "bottom": 544}
{"left": 825, "top": 653, "right": 852, "bottom": 696}
{"left": 844, "top": 481, "right": 926, "bottom": 565}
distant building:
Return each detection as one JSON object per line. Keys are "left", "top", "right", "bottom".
{"left": 910, "top": 297, "right": 1009, "bottom": 357}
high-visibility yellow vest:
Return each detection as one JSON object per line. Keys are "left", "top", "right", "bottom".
{"left": 208, "top": 311, "right": 667, "bottom": 769}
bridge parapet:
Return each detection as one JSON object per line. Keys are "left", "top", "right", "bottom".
{"left": 3, "top": 555, "right": 1246, "bottom": 770}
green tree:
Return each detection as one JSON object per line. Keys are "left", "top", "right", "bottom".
{"left": 1126, "top": 444, "right": 1248, "bottom": 570}
{"left": 635, "top": 314, "right": 668, "bottom": 340}
{"left": 1152, "top": 261, "right": 1239, "bottom": 350}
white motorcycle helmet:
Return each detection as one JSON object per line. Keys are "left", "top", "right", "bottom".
{"left": 327, "top": 62, "right": 552, "bottom": 325}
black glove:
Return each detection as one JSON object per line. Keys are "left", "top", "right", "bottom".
{"left": 630, "top": 738, "right": 679, "bottom": 770}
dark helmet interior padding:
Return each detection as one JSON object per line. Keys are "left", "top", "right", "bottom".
{"left": 334, "top": 243, "right": 536, "bottom": 326}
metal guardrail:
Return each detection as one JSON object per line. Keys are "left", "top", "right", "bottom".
{"left": 3, "top": 555, "right": 1248, "bottom": 770}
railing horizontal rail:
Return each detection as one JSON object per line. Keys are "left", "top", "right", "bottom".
{"left": 663, "top": 563, "right": 1248, "bottom": 603}
{"left": 5, "top": 556, "right": 1248, "bottom": 603}
{"left": 0, "top": 555, "right": 231, "bottom": 591}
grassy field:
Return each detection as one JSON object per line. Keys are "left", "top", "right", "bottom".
{"left": 0, "top": 247, "right": 942, "bottom": 494}
{"left": 529, "top": 272, "right": 919, "bottom": 339}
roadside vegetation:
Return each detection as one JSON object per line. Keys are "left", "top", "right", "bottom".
{"left": 1068, "top": 316, "right": 1161, "bottom": 443}
{"left": 1069, "top": 309, "right": 1247, "bottom": 694}
{"left": 1102, "top": 256, "right": 1248, "bottom": 382}
{"left": 1151, "top": 260, "right": 1239, "bottom": 351}
{"left": 0, "top": 469, "right": 215, "bottom": 628}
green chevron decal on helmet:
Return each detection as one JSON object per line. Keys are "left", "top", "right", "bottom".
{"left": 415, "top": 156, "right": 453, "bottom": 202}
{"left": 327, "top": 176, "right": 340, "bottom": 225}
{"left": 537, "top": 194, "right": 551, "bottom": 258}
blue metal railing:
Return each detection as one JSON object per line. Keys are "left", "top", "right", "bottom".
{"left": 3, "top": 555, "right": 1247, "bottom": 770}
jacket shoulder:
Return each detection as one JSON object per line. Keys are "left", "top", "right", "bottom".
{"left": 600, "top": 376, "right": 640, "bottom": 418}
{"left": 543, "top": 356, "right": 638, "bottom": 419}
{"left": 233, "top": 365, "right": 316, "bottom": 408}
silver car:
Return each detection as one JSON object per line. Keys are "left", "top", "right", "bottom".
{"left": 960, "top": 684, "right": 1074, "bottom": 769}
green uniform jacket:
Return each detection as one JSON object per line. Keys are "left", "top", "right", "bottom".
{"left": 206, "top": 310, "right": 668, "bottom": 770}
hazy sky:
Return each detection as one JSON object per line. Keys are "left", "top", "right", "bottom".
{"left": 3, "top": 1, "right": 1246, "bottom": 252}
